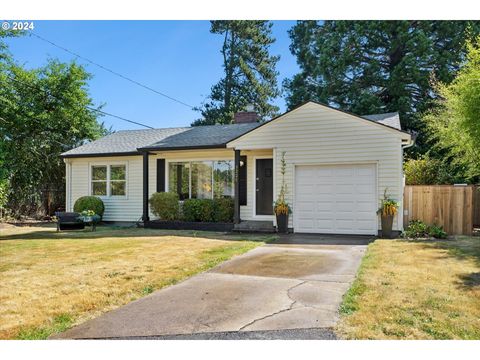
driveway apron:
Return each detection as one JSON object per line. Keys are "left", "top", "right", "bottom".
{"left": 53, "top": 235, "right": 370, "bottom": 339}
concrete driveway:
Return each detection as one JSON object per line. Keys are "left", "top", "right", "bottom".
{"left": 54, "top": 234, "right": 371, "bottom": 339}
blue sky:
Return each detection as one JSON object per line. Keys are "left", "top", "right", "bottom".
{"left": 4, "top": 20, "right": 299, "bottom": 130}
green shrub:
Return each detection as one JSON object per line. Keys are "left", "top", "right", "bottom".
{"left": 402, "top": 220, "right": 448, "bottom": 239}
{"left": 402, "top": 220, "right": 429, "bottom": 238}
{"left": 182, "top": 199, "right": 215, "bottom": 222}
{"left": 428, "top": 224, "right": 448, "bottom": 239}
{"left": 149, "top": 192, "right": 179, "bottom": 220}
{"left": 213, "top": 197, "right": 234, "bottom": 222}
{"left": 73, "top": 196, "right": 105, "bottom": 217}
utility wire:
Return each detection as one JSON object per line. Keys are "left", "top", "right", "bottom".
{"left": 3, "top": 75, "right": 154, "bottom": 129}
{"left": 30, "top": 31, "right": 196, "bottom": 109}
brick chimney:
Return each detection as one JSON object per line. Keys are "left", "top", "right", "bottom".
{"left": 233, "top": 104, "right": 259, "bottom": 124}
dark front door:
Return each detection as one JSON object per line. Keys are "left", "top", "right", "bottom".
{"left": 256, "top": 159, "right": 273, "bottom": 215}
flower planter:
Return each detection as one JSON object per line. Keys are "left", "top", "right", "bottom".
{"left": 276, "top": 213, "right": 289, "bottom": 233}
{"left": 381, "top": 214, "right": 394, "bottom": 238}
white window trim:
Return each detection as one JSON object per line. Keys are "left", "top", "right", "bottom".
{"left": 89, "top": 161, "right": 128, "bottom": 199}
{"left": 165, "top": 158, "right": 235, "bottom": 200}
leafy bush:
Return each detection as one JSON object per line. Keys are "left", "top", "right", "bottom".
{"left": 182, "top": 199, "right": 215, "bottom": 222}
{"left": 73, "top": 196, "right": 105, "bottom": 217}
{"left": 428, "top": 224, "right": 448, "bottom": 239}
{"left": 149, "top": 192, "right": 179, "bottom": 220}
{"left": 183, "top": 198, "right": 234, "bottom": 223}
{"left": 404, "top": 155, "right": 467, "bottom": 185}
{"left": 402, "top": 220, "right": 448, "bottom": 239}
{"left": 213, "top": 197, "right": 234, "bottom": 222}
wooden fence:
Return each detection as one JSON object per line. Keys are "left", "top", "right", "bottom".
{"left": 403, "top": 185, "right": 480, "bottom": 235}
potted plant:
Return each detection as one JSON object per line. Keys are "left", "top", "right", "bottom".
{"left": 274, "top": 152, "right": 292, "bottom": 233}
{"left": 80, "top": 210, "right": 101, "bottom": 231}
{"left": 80, "top": 209, "right": 96, "bottom": 222}
{"left": 377, "top": 189, "right": 399, "bottom": 238}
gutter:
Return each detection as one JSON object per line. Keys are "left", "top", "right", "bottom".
{"left": 401, "top": 134, "right": 416, "bottom": 149}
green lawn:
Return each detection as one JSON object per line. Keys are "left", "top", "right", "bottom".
{"left": 0, "top": 224, "right": 274, "bottom": 339}
{"left": 337, "top": 236, "right": 480, "bottom": 339}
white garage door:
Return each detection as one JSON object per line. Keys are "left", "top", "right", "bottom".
{"left": 294, "top": 164, "right": 377, "bottom": 235}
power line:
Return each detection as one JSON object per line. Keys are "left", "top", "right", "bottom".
{"left": 30, "top": 31, "right": 196, "bottom": 109}
{"left": 3, "top": 75, "right": 154, "bottom": 129}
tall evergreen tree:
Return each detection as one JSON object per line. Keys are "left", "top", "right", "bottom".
{"left": 193, "top": 21, "right": 280, "bottom": 125}
{"left": 284, "top": 21, "right": 480, "bottom": 150}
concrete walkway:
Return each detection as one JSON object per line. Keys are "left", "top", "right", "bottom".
{"left": 53, "top": 234, "right": 371, "bottom": 339}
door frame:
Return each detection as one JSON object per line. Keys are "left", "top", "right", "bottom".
{"left": 292, "top": 161, "right": 379, "bottom": 234}
{"left": 253, "top": 156, "right": 275, "bottom": 219}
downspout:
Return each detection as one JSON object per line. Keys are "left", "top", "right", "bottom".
{"left": 399, "top": 135, "right": 415, "bottom": 231}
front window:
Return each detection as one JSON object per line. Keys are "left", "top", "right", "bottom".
{"left": 91, "top": 164, "right": 126, "bottom": 197}
{"left": 110, "top": 165, "right": 126, "bottom": 196}
{"left": 168, "top": 162, "right": 190, "bottom": 200}
{"left": 91, "top": 166, "right": 107, "bottom": 196}
{"left": 168, "top": 160, "right": 234, "bottom": 199}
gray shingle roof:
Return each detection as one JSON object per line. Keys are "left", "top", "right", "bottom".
{"left": 61, "top": 123, "right": 260, "bottom": 157}
{"left": 362, "top": 112, "right": 401, "bottom": 130}
{"left": 139, "top": 123, "right": 260, "bottom": 151}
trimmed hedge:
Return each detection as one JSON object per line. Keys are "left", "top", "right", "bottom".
{"left": 149, "top": 192, "right": 180, "bottom": 220}
{"left": 73, "top": 196, "right": 105, "bottom": 217}
{"left": 182, "top": 197, "right": 234, "bottom": 223}
{"left": 183, "top": 199, "right": 214, "bottom": 222}
{"left": 213, "top": 197, "right": 234, "bottom": 223}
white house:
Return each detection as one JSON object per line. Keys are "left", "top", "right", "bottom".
{"left": 61, "top": 101, "right": 413, "bottom": 235}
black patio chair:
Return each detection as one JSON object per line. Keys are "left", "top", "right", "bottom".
{"left": 55, "top": 212, "right": 85, "bottom": 231}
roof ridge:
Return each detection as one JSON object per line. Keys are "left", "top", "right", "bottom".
{"left": 113, "top": 122, "right": 258, "bottom": 133}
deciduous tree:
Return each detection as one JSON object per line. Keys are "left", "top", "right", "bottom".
{"left": 0, "top": 58, "right": 107, "bottom": 216}
{"left": 425, "top": 36, "right": 480, "bottom": 182}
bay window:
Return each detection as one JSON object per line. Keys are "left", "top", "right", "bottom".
{"left": 91, "top": 164, "right": 126, "bottom": 197}
{"left": 168, "top": 160, "right": 234, "bottom": 199}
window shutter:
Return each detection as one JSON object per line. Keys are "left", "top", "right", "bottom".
{"left": 156, "top": 159, "right": 165, "bottom": 192}
{"left": 239, "top": 156, "right": 247, "bottom": 205}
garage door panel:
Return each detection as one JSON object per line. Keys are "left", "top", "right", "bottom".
{"left": 335, "top": 184, "right": 355, "bottom": 194}
{"left": 315, "top": 184, "right": 334, "bottom": 194}
{"left": 336, "top": 201, "right": 355, "bottom": 211}
{"left": 356, "top": 167, "right": 375, "bottom": 176}
{"left": 356, "top": 184, "right": 375, "bottom": 193}
{"left": 297, "top": 201, "right": 314, "bottom": 211}
{"left": 295, "top": 164, "right": 377, "bottom": 235}
{"left": 316, "top": 201, "right": 334, "bottom": 211}
{"left": 357, "top": 201, "right": 376, "bottom": 212}
{"left": 334, "top": 168, "right": 354, "bottom": 177}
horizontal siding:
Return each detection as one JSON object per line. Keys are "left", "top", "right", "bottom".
{"left": 229, "top": 102, "right": 404, "bottom": 231}
{"left": 67, "top": 156, "right": 143, "bottom": 222}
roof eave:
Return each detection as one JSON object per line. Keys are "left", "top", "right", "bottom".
{"left": 137, "top": 144, "right": 228, "bottom": 152}
{"left": 60, "top": 151, "right": 142, "bottom": 159}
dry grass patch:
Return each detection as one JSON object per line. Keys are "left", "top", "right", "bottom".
{"left": 0, "top": 225, "right": 270, "bottom": 339}
{"left": 337, "top": 236, "right": 480, "bottom": 339}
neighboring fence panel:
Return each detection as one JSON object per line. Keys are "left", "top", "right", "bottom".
{"left": 403, "top": 185, "right": 475, "bottom": 235}
{"left": 474, "top": 187, "right": 480, "bottom": 227}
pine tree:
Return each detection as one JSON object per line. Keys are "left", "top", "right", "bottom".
{"left": 193, "top": 21, "right": 280, "bottom": 125}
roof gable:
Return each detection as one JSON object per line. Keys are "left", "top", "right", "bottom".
{"left": 227, "top": 101, "right": 411, "bottom": 147}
